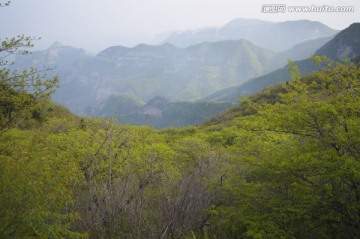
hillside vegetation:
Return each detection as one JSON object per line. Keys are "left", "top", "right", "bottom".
{"left": 1, "top": 34, "right": 360, "bottom": 239}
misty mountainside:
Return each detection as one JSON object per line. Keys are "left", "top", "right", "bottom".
{"left": 95, "top": 39, "right": 276, "bottom": 101}
{"left": 13, "top": 43, "right": 113, "bottom": 115}
{"left": 13, "top": 31, "right": 332, "bottom": 119}
{"left": 265, "top": 36, "right": 333, "bottom": 72}
{"left": 205, "top": 23, "right": 360, "bottom": 103}
{"left": 95, "top": 95, "right": 232, "bottom": 128}
{"left": 156, "top": 19, "right": 338, "bottom": 51}
{"left": 13, "top": 39, "right": 272, "bottom": 116}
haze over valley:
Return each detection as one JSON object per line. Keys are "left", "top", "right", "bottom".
{"left": 12, "top": 18, "right": 349, "bottom": 128}
{"left": 2, "top": 1, "right": 360, "bottom": 238}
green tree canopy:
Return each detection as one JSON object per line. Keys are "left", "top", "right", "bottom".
{"left": 0, "top": 35, "right": 58, "bottom": 131}
{"left": 218, "top": 59, "right": 360, "bottom": 238}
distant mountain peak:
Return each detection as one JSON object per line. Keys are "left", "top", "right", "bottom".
{"left": 134, "top": 43, "right": 152, "bottom": 49}
{"left": 146, "top": 96, "right": 169, "bottom": 107}
{"left": 223, "top": 18, "right": 274, "bottom": 28}
{"left": 50, "top": 41, "right": 64, "bottom": 48}
{"left": 157, "top": 18, "right": 338, "bottom": 51}
{"left": 160, "top": 42, "right": 177, "bottom": 48}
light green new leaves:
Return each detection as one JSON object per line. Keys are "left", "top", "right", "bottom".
{"left": 0, "top": 35, "right": 58, "bottom": 131}
{"left": 0, "top": 129, "right": 85, "bottom": 239}
{"left": 218, "top": 61, "right": 360, "bottom": 238}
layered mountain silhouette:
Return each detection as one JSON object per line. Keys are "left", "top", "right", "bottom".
{"left": 15, "top": 39, "right": 274, "bottom": 115}
{"left": 206, "top": 22, "right": 360, "bottom": 102}
{"left": 12, "top": 19, "right": 357, "bottom": 128}
{"left": 156, "top": 19, "right": 338, "bottom": 51}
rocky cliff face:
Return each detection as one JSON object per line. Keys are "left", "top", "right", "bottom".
{"left": 315, "top": 23, "right": 360, "bottom": 62}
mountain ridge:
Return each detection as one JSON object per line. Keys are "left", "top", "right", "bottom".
{"left": 12, "top": 19, "right": 348, "bottom": 128}
{"left": 205, "top": 23, "right": 360, "bottom": 103}
{"left": 14, "top": 39, "right": 277, "bottom": 115}
{"left": 157, "top": 19, "right": 338, "bottom": 51}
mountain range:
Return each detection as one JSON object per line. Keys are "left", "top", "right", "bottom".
{"left": 206, "top": 22, "right": 360, "bottom": 103}
{"left": 156, "top": 19, "right": 338, "bottom": 51}
{"left": 12, "top": 19, "right": 358, "bottom": 128}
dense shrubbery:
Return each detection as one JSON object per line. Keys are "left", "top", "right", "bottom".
{"left": 1, "top": 34, "right": 360, "bottom": 238}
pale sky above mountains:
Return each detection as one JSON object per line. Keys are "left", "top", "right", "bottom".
{"left": 0, "top": 0, "right": 359, "bottom": 52}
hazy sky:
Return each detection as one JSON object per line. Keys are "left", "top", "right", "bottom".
{"left": 0, "top": 0, "right": 359, "bottom": 52}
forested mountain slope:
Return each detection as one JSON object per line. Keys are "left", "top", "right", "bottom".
{"left": 2, "top": 38, "right": 360, "bottom": 238}
{"left": 207, "top": 23, "right": 360, "bottom": 102}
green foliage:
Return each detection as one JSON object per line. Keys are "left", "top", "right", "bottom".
{"left": 0, "top": 129, "right": 85, "bottom": 238}
{"left": 5, "top": 4, "right": 359, "bottom": 238}
{"left": 212, "top": 60, "right": 360, "bottom": 238}
{"left": 2, "top": 44, "right": 360, "bottom": 239}
{"left": 0, "top": 35, "right": 58, "bottom": 131}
